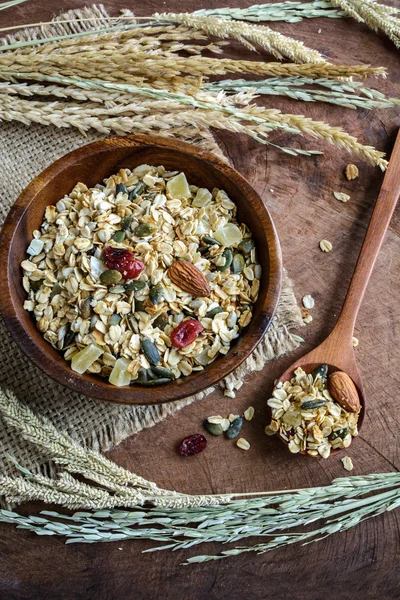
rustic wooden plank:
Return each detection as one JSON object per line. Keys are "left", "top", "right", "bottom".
{"left": 0, "top": 1, "right": 399, "bottom": 598}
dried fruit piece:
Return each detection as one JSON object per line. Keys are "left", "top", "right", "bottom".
{"left": 345, "top": 164, "right": 359, "bottom": 181}
{"left": 166, "top": 172, "right": 191, "bottom": 199}
{"left": 168, "top": 261, "right": 211, "bottom": 297}
{"left": 214, "top": 223, "right": 243, "bottom": 247}
{"left": 103, "top": 246, "right": 144, "bottom": 279}
{"left": 71, "top": 344, "right": 103, "bottom": 374}
{"left": 328, "top": 371, "right": 360, "bottom": 413}
{"left": 109, "top": 357, "right": 131, "bottom": 387}
{"left": 179, "top": 434, "right": 207, "bottom": 456}
{"left": 193, "top": 188, "right": 212, "bottom": 207}
{"left": 170, "top": 319, "right": 203, "bottom": 349}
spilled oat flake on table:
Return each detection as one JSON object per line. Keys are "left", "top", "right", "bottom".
{"left": 0, "top": 6, "right": 303, "bottom": 476}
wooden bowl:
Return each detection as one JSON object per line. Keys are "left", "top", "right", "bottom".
{"left": 0, "top": 135, "right": 282, "bottom": 405}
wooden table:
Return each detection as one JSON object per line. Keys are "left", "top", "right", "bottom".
{"left": 1, "top": 1, "right": 399, "bottom": 598}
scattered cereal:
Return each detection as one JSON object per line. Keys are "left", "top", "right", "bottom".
{"left": 352, "top": 337, "right": 359, "bottom": 348}
{"left": 341, "top": 456, "right": 354, "bottom": 471}
{"left": 244, "top": 406, "right": 255, "bottom": 421}
{"left": 345, "top": 164, "right": 359, "bottom": 181}
{"left": 333, "top": 191, "right": 350, "bottom": 203}
{"left": 236, "top": 438, "right": 250, "bottom": 450}
{"left": 319, "top": 240, "right": 333, "bottom": 253}
{"left": 302, "top": 295, "right": 315, "bottom": 309}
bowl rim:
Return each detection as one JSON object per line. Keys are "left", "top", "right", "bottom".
{"left": 0, "top": 134, "right": 282, "bottom": 405}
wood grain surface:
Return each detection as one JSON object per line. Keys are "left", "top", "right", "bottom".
{"left": 0, "top": 1, "right": 399, "bottom": 599}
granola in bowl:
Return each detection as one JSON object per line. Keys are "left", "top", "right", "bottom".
{"left": 21, "top": 164, "right": 261, "bottom": 387}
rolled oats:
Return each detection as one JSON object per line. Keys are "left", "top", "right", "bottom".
{"left": 22, "top": 166, "right": 261, "bottom": 387}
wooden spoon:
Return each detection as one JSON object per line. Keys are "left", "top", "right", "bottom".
{"left": 274, "top": 130, "right": 400, "bottom": 455}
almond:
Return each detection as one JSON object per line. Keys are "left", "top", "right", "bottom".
{"left": 168, "top": 261, "right": 211, "bottom": 298}
{"left": 328, "top": 371, "right": 360, "bottom": 413}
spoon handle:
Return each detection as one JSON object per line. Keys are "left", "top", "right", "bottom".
{"left": 332, "top": 130, "right": 400, "bottom": 342}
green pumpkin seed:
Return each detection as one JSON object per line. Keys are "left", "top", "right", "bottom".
{"left": 149, "top": 283, "right": 164, "bottom": 305}
{"left": 153, "top": 313, "right": 169, "bottom": 330}
{"left": 138, "top": 378, "right": 171, "bottom": 387}
{"left": 120, "top": 215, "right": 133, "bottom": 232}
{"left": 112, "top": 230, "right": 126, "bottom": 243}
{"left": 129, "top": 182, "right": 146, "bottom": 200}
{"left": 217, "top": 248, "right": 233, "bottom": 272}
{"left": 63, "top": 327, "right": 76, "bottom": 348}
{"left": 146, "top": 368, "right": 158, "bottom": 381}
{"left": 109, "top": 313, "right": 122, "bottom": 326}
{"left": 204, "top": 420, "right": 224, "bottom": 436}
{"left": 311, "top": 364, "right": 328, "bottom": 381}
{"left": 202, "top": 235, "right": 222, "bottom": 247}
{"left": 80, "top": 297, "right": 92, "bottom": 319}
{"left": 301, "top": 399, "right": 328, "bottom": 410}
{"left": 141, "top": 338, "right": 160, "bottom": 365}
{"left": 126, "top": 280, "right": 146, "bottom": 292}
{"left": 238, "top": 237, "right": 255, "bottom": 255}
{"left": 135, "top": 300, "right": 145, "bottom": 312}
{"left": 133, "top": 223, "right": 156, "bottom": 237}
{"left": 109, "top": 285, "right": 125, "bottom": 294}
{"left": 100, "top": 269, "right": 122, "bottom": 285}
{"left": 198, "top": 246, "right": 210, "bottom": 255}
{"left": 232, "top": 253, "right": 245, "bottom": 274}
{"left": 148, "top": 366, "right": 175, "bottom": 380}
{"left": 116, "top": 183, "right": 128, "bottom": 196}
{"left": 225, "top": 417, "right": 243, "bottom": 439}
{"left": 329, "top": 426, "right": 349, "bottom": 441}
{"left": 136, "top": 368, "right": 148, "bottom": 384}
{"left": 206, "top": 306, "right": 224, "bottom": 318}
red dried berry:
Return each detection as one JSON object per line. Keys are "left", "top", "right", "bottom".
{"left": 170, "top": 319, "right": 203, "bottom": 349}
{"left": 179, "top": 434, "right": 207, "bottom": 456}
{"left": 103, "top": 246, "right": 144, "bottom": 279}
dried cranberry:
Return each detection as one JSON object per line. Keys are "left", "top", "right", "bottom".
{"left": 103, "top": 246, "right": 144, "bottom": 279}
{"left": 179, "top": 434, "right": 207, "bottom": 456}
{"left": 170, "top": 319, "right": 203, "bottom": 349}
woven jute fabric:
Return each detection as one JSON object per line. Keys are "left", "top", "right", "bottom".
{"left": 0, "top": 7, "right": 303, "bottom": 476}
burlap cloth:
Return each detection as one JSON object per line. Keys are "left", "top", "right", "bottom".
{"left": 0, "top": 6, "right": 303, "bottom": 476}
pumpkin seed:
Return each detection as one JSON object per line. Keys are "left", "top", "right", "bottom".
{"left": 109, "top": 313, "right": 122, "bottom": 326}
{"left": 116, "top": 183, "right": 128, "bottom": 196}
{"left": 238, "top": 237, "right": 255, "bottom": 255}
{"left": 135, "top": 300, "right": 145, "bottom": 312}
{"left": 134, "top": 223, "right": 156, "bottom": 237}
{"left": 311, "top": 364, "right": 328, "bottom": 381}
{"left": 139, "top": 378, "right": 171, "bottom": 387}
{"left": 63, "top": 327, "right": 76, "bottom": 348}
{"left": 217, "top": 248, "right": 233, "bottom": 272}
{"left": 206, "top": 306, "right": 224, "bottom": 318}
{"left": 129, "top": 182, "right": 145, "bottom": 200}
{"left": 126, "top": 280, "right": 146, "bottom": 292}
{"left": 232, "top": 253, "right": 245, "bottom": 274}
{"left": 49, "top": 282, "right": 62, "bottom": 299}
{"left": 153, "top": 312, "right": 169, "bottom": 330}
{"left": 146, "top": 368, "right": 158, "bottom": 381}
{"left": 329, "top": 426, "right": 349, "bottom": 440}
{"left": 100, "top": 269, "right": 122, "bottom": 285}
{"left": 141, "top": 338, "right": 160, "bottom": 365}
{"left": 204, "top": 420, "right": 224, "bottom": 436}
{"left": 149, "top": 283, "right": 164, "bottom": 305}
{"left": 120, "top": 215, "right": 133, "bottom": 231}
{"left": 301, "top": 399, "right": 328, "bottom": 410}
{"left": 198, "top": 247, "right": 210, "bottom": 255}
{"left": 80, "top": 297, "right": 92, "bottom": 319}
{"left": 112, "top": 230, "right": 125, "bottom": 243}
{"left": 136, "top": 368, "right": 148, "bottom": 384}
{"left": 109, "top": 285, "right": 125, "bottom": 294}
{"left": 202, "top": 235, "right": 222, "bottom": 247}
{"left": 225, "top": 416, "right": 243, "bottom": 439}
{"left": 148, "top": 366, "right": 175, "bottom": 380}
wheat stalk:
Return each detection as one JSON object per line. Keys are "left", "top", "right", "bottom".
{"left": 328, "top": 0, "right": 400, "bottom": 47}
{"left": 157, "top": 12, "right": 327, "bottom": 62}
